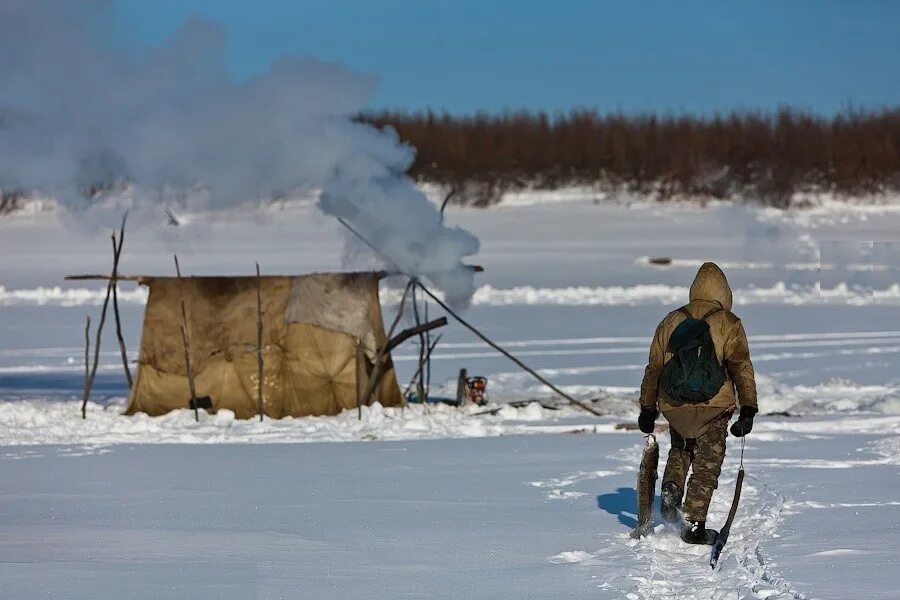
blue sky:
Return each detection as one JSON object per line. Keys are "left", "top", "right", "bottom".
{"left": 113, "top": 0, "right": 900, "bottom": 115}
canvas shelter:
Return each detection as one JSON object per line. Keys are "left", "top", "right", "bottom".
{"left": 123, "top": 272, "right": 403, "bottom": 419}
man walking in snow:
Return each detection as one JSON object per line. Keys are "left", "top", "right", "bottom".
{"left": 637, "top": 262, "right": 758, "bottom": 544}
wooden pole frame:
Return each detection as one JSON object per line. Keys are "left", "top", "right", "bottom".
{"left": 256, "top": 263, "right": 264, "bottom": 422}
{"left": 402, "top": 333, "right": 442, "bottom": 399}
{"left": 332, "top": 214, "right": 601, "bottom": 417}
{"left": 81, "top": 315, "right": 91, "bottom": 418}
{"left": 411, "top": 284, "right": 427, "bottom": 407}
{"left": 356, "top": 340, "right": 364, "bottom": 420}
{"left": 357, "top": 280, "right": 414, "bottom": 415}
{"left": 110, "top": 214, "right": 132, "bottom": 388}
{"left": 81, "top": 215, "right": 126, "bottom": 419}
{"left": 174, "top": 255, "right": 200, "bottom": 422}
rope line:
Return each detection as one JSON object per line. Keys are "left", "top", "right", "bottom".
{"left": 416, "top": 282, "right": 603, "bottom": 417}
{"left": 334, "top": 216, "right": 603, "bottom": 417}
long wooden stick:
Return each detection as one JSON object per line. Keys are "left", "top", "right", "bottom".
{"left": 424, "top": 298, "right": 432, "bottom": 400}
{"left": 256, "top": 263, "right": 264, "bottom": 422}
{"left": 174, "top": 255, "right": 199, "bottom": 422}
{"left": 110, "top": 213, "right": 132, "bottom": 388}
{"left": 402, "top": 334, "right": 442, "bottom": 399}
{"left": 331, "top": 217, "right": 598, "bottom": 416}
{"left": 411, "top": 284, "right": 427, "bottom": 407}
{"left": 416, "top": 283, "right": 604, "bottom": 417}
{"left": 356, "top": 340, "right": 364, "bottom": 420}
{"left": 81, "top": 223, "right": 122, "bottom": 418}
{"left": 358, "top": 281, "right": 414, "bottom": 410}
{"left": 359, "top": 317, "right": 447, "bottom": 408}
{"left": 81, "top": 316, "right": 91, "bottom": 418}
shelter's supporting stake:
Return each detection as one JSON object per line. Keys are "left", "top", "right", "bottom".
{"left": 357, "top": 280, "right": 414, "bottom": 411}
{"left": 411, "top": 284, "right": 427, "bottom": 407}
{"left": 456, "top": 368, "right": 468, "bottom": 405}
{"left": 359, "top": 316, "right": 447, "bottom": 409}
{"left": 81, "top": 316, "right": 91, "bottom": 418}
{"left": 424, "top": 298, "right": 432, "bottom": 401}
{"left": 110, "top": 214, "right": 132, "bottom": 388}
{"left": 332, "top": 217, "right": 600, "bottom": 417}
{"left": 174, "top": 255, "right": 200, "bottom": 422}
{"left": 81, "top": 214, "right": 126, "bottom": 419}
{"left": 402, "top": 334, "right": 442, "bottom": 399}
{"left": 356, "top": 340, "right": 364, "bottom": 420}
{"left": 416, "top": 284, "right": 603, "bottom": 416}
{"left": 256, "top": 263, "right": 264, "bottom": 422}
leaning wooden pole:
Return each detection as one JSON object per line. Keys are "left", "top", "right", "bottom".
{"left": 402, "top": 334, "right": 442, "bottom": 399}
{"left": 81, "top": 225, "right": 121, "bottom": 418}
{"left": 411, "top": 284, "right": 427, "bottom": 407}
{"left": 110, "top": 213, "right": 132, "bottom": 388}
{"left": 80, "top": 316, "right": 91, "bottom": 419}
{"left": 174, "top": 255, "right": 199, "bottom": 422}
{"left": 256, "top": 263, "right": 264, "bottom": 422}
{"left": 356, "top": 340, "right": 364, "bottom": 421}
{"left": 424, "top": 298, "right": 432, "bottom": 400}
{"left": 358, "top": 281, "right": 414, "bottom": 410}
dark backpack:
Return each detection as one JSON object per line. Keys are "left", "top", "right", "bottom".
{"left": 659, "top": 307, "right": 727, "bottom": 404}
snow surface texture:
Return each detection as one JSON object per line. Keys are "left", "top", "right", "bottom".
{"left": 1, "top": 419, "right": 895, "bottom": 599}
{"left": 1, "top": 194, "right": 899, "bottom": 599}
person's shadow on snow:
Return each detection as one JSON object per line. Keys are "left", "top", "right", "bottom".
{"left": 596, "top": 487, "right": 659, "bottom": 530}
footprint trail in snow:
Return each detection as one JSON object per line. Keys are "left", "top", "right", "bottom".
{"left": 541, "top": 440, "right": 808, "bottom": 599}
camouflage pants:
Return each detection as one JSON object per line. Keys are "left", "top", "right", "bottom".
{"left": 662, "top": 416, "right": 728, "bottom": 522}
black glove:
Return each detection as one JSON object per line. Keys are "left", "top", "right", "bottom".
{"left": 730, "top": 406, "right": 757, "bottom": 437}
{"left": 638, "top": 407, "right": 659, "bottom": 434}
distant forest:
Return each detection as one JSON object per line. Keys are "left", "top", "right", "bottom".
{"left": 362, "top": 108, "right": 900, "bottom": 208}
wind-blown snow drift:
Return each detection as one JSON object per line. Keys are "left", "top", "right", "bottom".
{"left": 0, "top": 1, "right": 478, "bottom": 303}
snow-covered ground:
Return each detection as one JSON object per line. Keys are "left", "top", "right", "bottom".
{"left": 1, "top": 191, "right": 898, "bottom": 599}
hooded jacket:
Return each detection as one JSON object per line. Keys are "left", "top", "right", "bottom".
{"left": 639, "top": 262, "right": 757, "bottom": 438}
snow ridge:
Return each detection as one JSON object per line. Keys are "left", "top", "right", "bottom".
{"left": 3, "top": 282, "right": 899, "bottom": 307}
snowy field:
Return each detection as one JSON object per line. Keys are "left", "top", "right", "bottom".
{"left": 1, "top": 192, "right": 899, "bottom": 599}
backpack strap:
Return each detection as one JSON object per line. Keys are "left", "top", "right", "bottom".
{"left": 701, "top": 307, "right": 723, "bottom": 320}
{"left": 677, "top": 306, "right": 721, "bottom": 320}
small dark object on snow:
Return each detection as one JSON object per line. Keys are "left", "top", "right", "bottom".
{"left": 165, "top": 208, "right": 180, "bottom": 227}
{"left": 710, "top": 467, "right": 745, "bottom": 568}
{"left": 465, "top": 376, "right": 488, "bottom": 405}
{"left": 630, "top": 434, "right": 659, "bottom": 538}
{"left": 188, "top": 396, "right": 212, "bottom": 410}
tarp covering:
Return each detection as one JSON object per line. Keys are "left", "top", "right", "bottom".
{"left": 125, "top": 273, "right": 403, "bottom": 419}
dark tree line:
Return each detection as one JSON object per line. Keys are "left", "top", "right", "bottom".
{"left": 361, "top": 108, "right": 900, "bottom": 208}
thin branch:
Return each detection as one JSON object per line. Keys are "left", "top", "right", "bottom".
{"left": 81, "top": 316, "right": 91, "bottom": 419}
{"left": 174, "top": 255, "right": 199, "bottom": 422}
{"left": 110, "top": 213, "right": 132, "bottom": 388}
{"left": 402, "top": 334, "right": 442, "bottom": 399}
{"left": 439, "top": 187, "right": 457, "bottom": 218}
{"left": 81, "top": 226, "right": 120, "bottom": 418}
{"left": 333, "top": 215, "right": 600, "bottom": 417}
{"left": 417, "top": 284, "right": 603, "bottom": 416}
{"left": 256, "top": 263, "right": 264, "bottom": 422}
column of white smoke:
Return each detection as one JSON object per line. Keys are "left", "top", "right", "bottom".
{"left": 0, "top": 0, "right": 479, "bottom": 305}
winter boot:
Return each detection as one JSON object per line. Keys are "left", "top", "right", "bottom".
{"left": 661, "top": 481, "right": 682, "bottom": 523}
{"left": 681, "top": 520, "right": 718, "bottom": 545}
